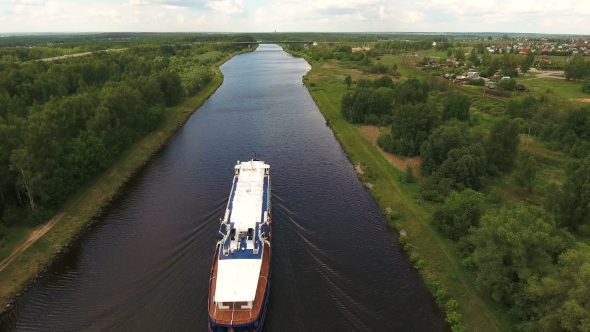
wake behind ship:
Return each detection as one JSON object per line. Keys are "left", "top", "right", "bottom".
{"left": 208, "top": 160, "right": 272, "bottom": 332}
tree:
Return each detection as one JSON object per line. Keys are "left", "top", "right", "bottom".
{"left": 526, "top": 246, "right": 590, "bottom": 332}
{"left": 514, "top": 149, "right": 537, "bottom": 192}
{"left": 158, "top": 70, "right": 184, "bottom": 106}
{"left": 485, "top": 117, "right": 520, "bottom": 173}
{"left": 344, "top": 75, "right": 352, "bottom": 89}
{"left": 432, "top": 189, "right": 485, "bottom": 241}
{"left": 421, "top": 143, "right": 488, "bottom": 202}
{"left": 582, "top": 78, "right": 590, "bottom": 94}
{"left": 521, "top": 52, "right": 534, "bottom": 74}
{"left": 9, "top": 149, "right": 41, "bottom": 211}
{"left": 564, "top": 54, "right": 589, "bottom": 81}
{"left": 469, "top": 48, "right": 478, "bottom": 63}
{"left": 389, "top": 100, "right": 440, "bottom": 156}
{"left": 469, "top": 205, "right": 574, "bottom": 308}
{"left": 557, "top": 157, "right": 590, "bottom": 233}
{"left": 442, "top": 93, "right": 471, "bottom": 122}
{"left": 455, "top": 48, "right": 465, "bottom": 61}
{"left": 420, "top": 120, "right": 471, "bottom": 176}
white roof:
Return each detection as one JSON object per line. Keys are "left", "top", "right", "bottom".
{"left": 231, "top": 161, "right": 266, "bottom": 231}
{"left": 214, "top": 160, "right": 269, "bottom": 303}
{"left": 215, "top": 259, "right": 263, "bottom": 302}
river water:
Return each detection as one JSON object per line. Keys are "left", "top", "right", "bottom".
{"left": 1, "top": 44, "right": 446, "bottom": 331}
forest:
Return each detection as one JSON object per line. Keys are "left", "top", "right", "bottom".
{"left": 0, "top": 37, "right": 248, "bottom": 233}
{"left": 289, "top": 41, "right": 590, "bottom": 332}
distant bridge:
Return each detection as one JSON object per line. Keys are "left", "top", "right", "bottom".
{"left": 225, "top": 41, "right": 314, "bottom": 46}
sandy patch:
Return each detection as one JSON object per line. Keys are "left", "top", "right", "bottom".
{"left": 321, "top": 63, "right": 335, "bottom": 69}
{"left": 359, "top": 125, "right": 422, "bottom": 179}
{"left": 570, "top": 98, "right": 590, "bottom": 103}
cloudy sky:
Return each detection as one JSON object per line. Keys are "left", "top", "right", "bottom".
{"left": 1, "top": 0, "right": 589, "bottom": 34}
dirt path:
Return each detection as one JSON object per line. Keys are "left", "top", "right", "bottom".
{"left": 39, "top": 48, "right": 127, "bottom": 62}
{"left": 0, "top": 212, "right": 64, "bottom": 273}
{"left": 359, "top": 125, "right": 422, "bottom": 178}
{"left": 526, "top": 69, "right": 565, "bottom": 80}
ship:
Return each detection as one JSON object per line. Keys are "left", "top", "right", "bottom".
{"left": 208, "top": 159, "right": 272, "bottom": 332}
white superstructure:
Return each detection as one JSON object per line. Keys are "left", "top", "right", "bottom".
{"left": 213, "top": 160, "right": 271, "bottom": 305}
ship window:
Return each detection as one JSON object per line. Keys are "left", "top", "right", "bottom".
{"left": 247, "top": 228, "right": 254, "bottom": 239}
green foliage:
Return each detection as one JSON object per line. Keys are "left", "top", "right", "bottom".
{"left": 386, "top": 100, "right": 440, "bottom": 157}
{"left": 521, "top": 53, "right": 534, "bottom": 74}
{"left": 446, "top": 299, "right": 459, "bottom": 311}
{"left": 496, "top": 78, "right": 518, "bottom": 91}
{"left": 556, "top": 157, "right": 590, "bottom": 233}
{"left": 582, "top": 78, "right": 590, "bottom": 94}
{"left": 485, "top": 117, "right": 520, "bottom": 173}
{"left": 420, "top": 120, "right": 471, "bottom": 176}
{"left": 0, "top": 42, "right": 238, "bottom": 226}
{"left": 514, "top": 149, "right": 538, "bottom": 192}
{"left": 506, "top": 96, "right": 538, "bottom": 119}
{"left": 344, "top": 75, "right": 352, "bottom": 89}
{"left": 443, "top": 93, "right": 471, "bottom": 122}
{"left": 404, "top": 165, "right": 416, "bottom": 183}
{"left": 526, "top": 245, "right": 590, "bottom": 332}
{"left": 421, "top": 143, "right": 488, "bottom": 202}
{"left": 341, "top": 87, "right": 392, "bottom": 124}
{"left": 432, "top": 189, "right": 485, "bottom": 241}
{"left": 394, "top": 77, "right": 430, "bottom": 105}
{"left": 470, "top": 205, "right": 574, "bottom": 311}
{"left": 564, "top": 54, "right": 590, "bottom": 81}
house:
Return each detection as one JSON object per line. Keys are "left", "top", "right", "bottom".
{"left": 467, "top": 71, "right": 480, "bottom": 79}
{"left": 540, "top": 55, "right": 550, "bottom": 61}
{"left": 585, "top": 50, "right": 590, "bottom": 55}
{"left": 519, "top": 49, "right": 530, "bottom": 54}
{"left": 351, "top": 46, "right": 371, "bottom": 52}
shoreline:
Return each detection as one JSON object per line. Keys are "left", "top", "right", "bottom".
{"left": 283, "top": 47, "right": 505, "bottom": 331}
{"left": 0, "top": 46, "right": 256, "bottom": 314}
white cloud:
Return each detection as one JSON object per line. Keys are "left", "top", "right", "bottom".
{"left": 1, "top": 0, "right": 589, "bottom": 33}
{"left": 194, "top": 14, "right": 206, "bottom": 25}
{"left": 207, "top": 0, "right": 244, "bottom": 15}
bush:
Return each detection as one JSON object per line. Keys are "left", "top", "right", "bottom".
{"left": 446, "top": 299, "right": 459, "bottom": 311}
{"left": 467, "top": 78, "right": 485, "bottom": 86}
{"left": 387, "top": 210, "right": 400, "bottom": 222}
{"left": 2, "top": 205, "right": 20, "bottom": 227}
{"left": 582, "top": 78, "right": 590, "bottom": 94}
{"left": 497, "top": 78, "right": 518, "bottom": 91}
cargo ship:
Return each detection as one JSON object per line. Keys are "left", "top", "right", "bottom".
{"left": 208, "top": 159, "right": 271, "bottom": 332}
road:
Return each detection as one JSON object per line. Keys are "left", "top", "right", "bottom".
{"left": 39, "top": 48, "right": 127, "bottom": 62}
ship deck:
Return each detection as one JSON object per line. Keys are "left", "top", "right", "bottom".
{"left": 208, "top": 242, "right": 271, "bottom": 326}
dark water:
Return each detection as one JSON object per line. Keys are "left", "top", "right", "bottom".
{"left": 1, "top": 45, "right": 446, "bottom": 331}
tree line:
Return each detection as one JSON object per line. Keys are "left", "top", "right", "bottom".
{"left": 340, "top": 74, "right": 590, "bottom": 330}
{"left": 0, "top": 42, "right": 244, "bottom": 231}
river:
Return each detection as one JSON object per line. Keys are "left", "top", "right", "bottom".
{"left": 1, "top": 44, "right": 446, "bottom": 331}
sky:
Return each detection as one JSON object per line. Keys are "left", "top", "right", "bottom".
{"left": 1, "top": 0, "right": 589, "bottom": 34}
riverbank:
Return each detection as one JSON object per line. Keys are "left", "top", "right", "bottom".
{"left": 284, "top": 48, "right": 508, "bottom": 331}
{"left": 0, "top": 46, "right": 256, "bottom": 312}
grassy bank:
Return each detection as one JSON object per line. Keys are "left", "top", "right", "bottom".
{"left": 286, "top": 49, "right": 509, "bottom": 331}
{"left": 0, "top": 47, "right": 255, "bottom": 311}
